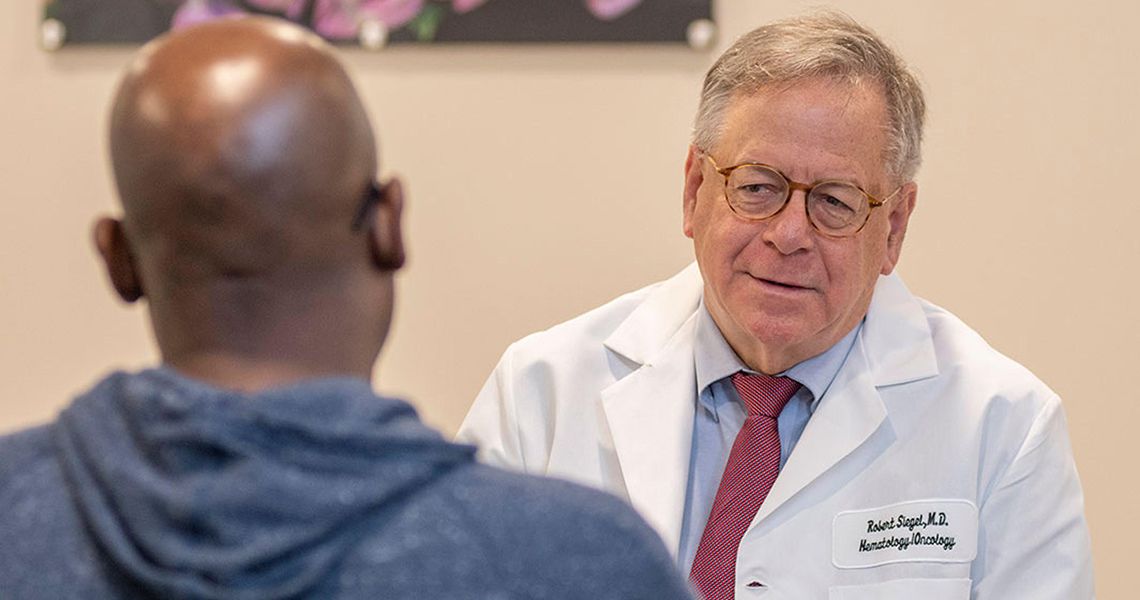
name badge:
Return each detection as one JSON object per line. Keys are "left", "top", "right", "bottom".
{"left": 832, "top": 499, "right": 978, "bottom": 569}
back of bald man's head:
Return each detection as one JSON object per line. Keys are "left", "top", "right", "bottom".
{"left": 109, "top": 17, "right": 378, "bottom": 290}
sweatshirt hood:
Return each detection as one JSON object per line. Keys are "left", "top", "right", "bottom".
{"left": 54, "top": 368, "right": 474, "bottom": 599}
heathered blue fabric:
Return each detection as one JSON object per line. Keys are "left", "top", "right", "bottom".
{"left": 0, "top": 369, "right": 693, "bottom": 600}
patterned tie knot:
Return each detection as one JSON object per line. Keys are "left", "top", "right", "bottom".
{"left": 731, "top": 372, "right": 800, "bottom": 418}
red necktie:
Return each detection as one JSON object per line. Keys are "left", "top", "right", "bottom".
{"left": 689, "top": 372, "right": 800, "bottom": 600}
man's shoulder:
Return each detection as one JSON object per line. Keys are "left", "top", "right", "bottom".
{"left": 869, "top": 274, "right": 1054, "bottom": 400}
{"left": 450, "top": 462, "right": 661, "bottom": 534}
{"left": 436, "top": 463, "right": 692, "bottom": 597}
{"left": 0, "top": 422, "right": 81, "bottom": 529}
{"left": 336, "top": 462, "right": 691, "bottom": 599}
{"left": 0, "top": 423, "right": 59, "bottom": 491}
{"left": 888, "top": 294, "right": 1068, "bottom": 456}
{"left": 917, "top": 297, "right": 1054, "bottom": 397}
{"left": 0, "top": 422, "right": 111, "bottom": 597}
{"left": 334, "top": 458, "right": 694, "bottom": 597}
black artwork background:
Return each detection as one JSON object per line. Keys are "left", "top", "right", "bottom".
{"left": 42, "top": 0, "right": 713, "bottom": 46}
{"left": 43, "top": 0, "right": 181, "bottom": 44}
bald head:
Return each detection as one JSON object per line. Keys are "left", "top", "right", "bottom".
{"left": 97, "top": 17, "right": 405, "bottom": 390}
{"left": 110, "top": 17, "right": 378, "bottom": 281}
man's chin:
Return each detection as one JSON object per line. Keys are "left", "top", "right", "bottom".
{"left": 745, "top": 323, "right": 811, "bottom": 353}
{"left": 733, "top": 310, "right": 836, "bottom": 363}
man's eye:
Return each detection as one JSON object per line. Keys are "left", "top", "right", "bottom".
{"left": 821, "top": 195, "right": 853, "bottom": 209}
{"left": 737, "top": 183, "right": 781, "bottom": 196}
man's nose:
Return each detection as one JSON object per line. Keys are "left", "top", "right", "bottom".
{"left": 760, "top": 191, "right": 814, "bottom": 254}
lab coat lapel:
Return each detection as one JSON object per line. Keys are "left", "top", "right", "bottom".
{"left": 601, "top": 318, "right": 697, "bottom": 555}
{"left": 752, "top": 339, "right": 885, "bottom": 524}
{"left": 752, "top": 273, "right": 939, "bottom": 524}
{"left": 600, "top": 263, "right": 703, "bottom": 554}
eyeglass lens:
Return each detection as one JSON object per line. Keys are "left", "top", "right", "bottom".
{"left": 726, "top": 165, "right": 868, "bottom": 234}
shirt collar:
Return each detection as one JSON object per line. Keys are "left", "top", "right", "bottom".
{"left": 694, "top": 300, "right": 862, "bottom": 412}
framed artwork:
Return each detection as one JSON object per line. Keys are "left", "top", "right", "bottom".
{"left": 40, "top": 0, "right": 716, "bottom": 50}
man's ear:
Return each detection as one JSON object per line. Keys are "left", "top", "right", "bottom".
{"left": 369, "top": 177, "right": 406, "bottom": 271}
{"left": 880, "top": 181, "right": 918, "bottom": 276}
{"left": 682, "top": 144, "right": 704, "bottom": 239}
{"left": 92, "top": 217, "right": 144, "bottom": 303}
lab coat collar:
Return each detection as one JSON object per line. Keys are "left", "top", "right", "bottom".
{"left": 599, "top": 264, "right": 939, "bottom": 552}
{"left": 863, "top": 272, "right": 939, "bottom": 387}
{"left": 603, "top": 264, "right": 937, "bottom": 386}
{"left": 603, "top": 263, "right": 703, "bottom": 365}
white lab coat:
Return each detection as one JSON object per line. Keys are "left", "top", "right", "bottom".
{"left": 457, "top": 264, "right": 1094, "bottom": 599}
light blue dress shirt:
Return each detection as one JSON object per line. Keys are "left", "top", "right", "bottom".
{"left": 676, "top": 302, "right": 862, "bottom": 573}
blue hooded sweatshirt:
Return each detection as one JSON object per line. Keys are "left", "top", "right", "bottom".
{"left": 0, "top": 368, "right": 693, "bottom": 599}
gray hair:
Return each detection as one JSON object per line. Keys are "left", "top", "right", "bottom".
{"left": 693, "top": 10, "right": 926, "bottom": 182}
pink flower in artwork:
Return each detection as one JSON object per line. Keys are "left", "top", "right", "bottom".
{"left": 259, "top": 0, "right": 427, "bottom": 40}
{"left": 176, "top": 0, "right": 428, "bottom": 40}
{"left": 452, "top": 0, "right": 488, "bottom": 14}
{"left": 585, "top": 0, "right": 642, "bottom": 21}
{"left": 171, "top": 0, "right": 244, "bottom": 30}
{"left": 312, "top": 0, "right": 366, "bottom": 39}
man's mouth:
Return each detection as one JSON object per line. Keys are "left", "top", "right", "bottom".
{"left": 751, "top": 275, "right": 813, "bottom": 291}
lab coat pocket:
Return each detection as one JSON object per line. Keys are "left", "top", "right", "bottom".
{"left": 828, "top": 578, "right": 970, "bottom": 600}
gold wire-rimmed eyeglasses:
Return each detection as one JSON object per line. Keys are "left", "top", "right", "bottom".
{"left": 701, "top": 151, "right": 901, "bottom": 237}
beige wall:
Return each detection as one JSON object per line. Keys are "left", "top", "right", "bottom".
{"left": 3, "top": 0, "right": 1135, "bottom": 595}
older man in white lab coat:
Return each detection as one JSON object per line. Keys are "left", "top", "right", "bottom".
{"left": 458, "top": 11, "right": 1094, "bottom": 600}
